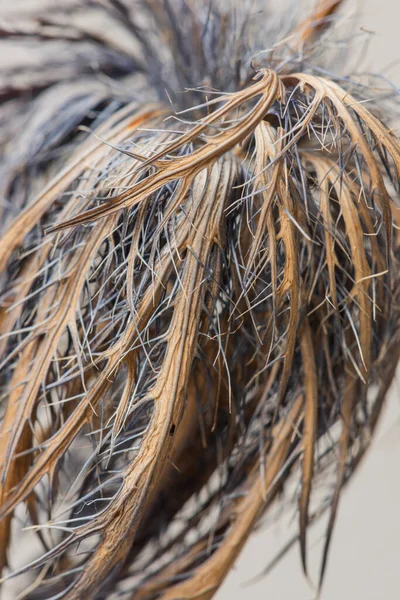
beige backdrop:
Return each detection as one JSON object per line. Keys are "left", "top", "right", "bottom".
{"left": 218, "top": 2, "right": 400, "bottom": 598}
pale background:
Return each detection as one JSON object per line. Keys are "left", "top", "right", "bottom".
{"left": 219, "top": 2, "right": 400, "bottom": 598}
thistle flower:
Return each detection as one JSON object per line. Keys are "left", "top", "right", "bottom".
{"left": 0, "top": 1, "right": 399, "bottom": 599}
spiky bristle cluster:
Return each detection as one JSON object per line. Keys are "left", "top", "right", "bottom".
{"left": 0, "top": 1, "right": 400, "bottom": 599}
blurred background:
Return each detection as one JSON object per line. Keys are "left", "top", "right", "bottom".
{"left": 218, "top": 4, "right": 400, "bottom": 597}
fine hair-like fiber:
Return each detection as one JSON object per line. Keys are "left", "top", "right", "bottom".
{"left": 0, "top": 1, "right": 400, "bottom": 598}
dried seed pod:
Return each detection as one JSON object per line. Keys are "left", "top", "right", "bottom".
{"left": 0, "top": 1, "right": 399, "bottom": 599}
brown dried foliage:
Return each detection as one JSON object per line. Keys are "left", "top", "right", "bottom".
{"left": 0, "top": 1, "right": 400, "bottom": 598}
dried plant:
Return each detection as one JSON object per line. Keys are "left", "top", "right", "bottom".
{"left": 0, "top": 1, "right": 400, "bottom": 598}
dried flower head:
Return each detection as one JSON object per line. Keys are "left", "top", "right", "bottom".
{"left": 0, "top": 1, "right": 399, "bottom": 599}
